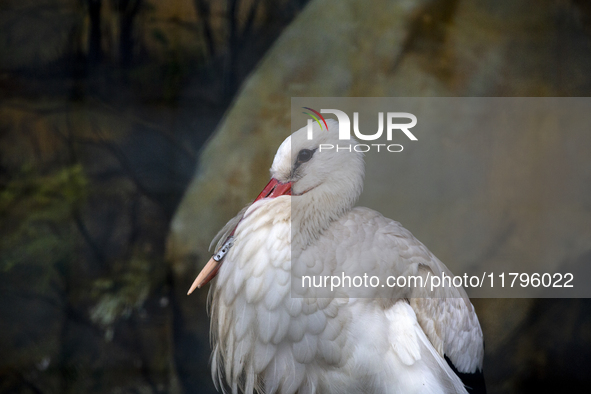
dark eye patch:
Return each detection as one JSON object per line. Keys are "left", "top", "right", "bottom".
{"left": 296, "top": 149, "right": 315, "bottom": 164}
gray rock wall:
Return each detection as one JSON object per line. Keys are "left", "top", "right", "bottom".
{"left": 168, "top": 0, "right": 591, "bottom": 392}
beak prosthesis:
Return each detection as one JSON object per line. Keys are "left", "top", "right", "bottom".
{"left": 187, "top": 178, "right": 291, "bottom": 294}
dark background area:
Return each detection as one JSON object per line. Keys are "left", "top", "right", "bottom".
{"left": 0, "top": 1, "right": 308, "bottom": 393}
{"left": 1, "top": 1, "right": 591, "bottom": 394}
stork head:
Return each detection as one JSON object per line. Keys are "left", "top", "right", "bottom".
{"left": 269, "top": 119, "right": 365, "bottom": 245}
{"left": 273, "top": 119, "right": 363, "bottom": 200}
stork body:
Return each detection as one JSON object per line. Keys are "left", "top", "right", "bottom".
{"left": 194, "top": 120, "right": 485, "bottom": 394}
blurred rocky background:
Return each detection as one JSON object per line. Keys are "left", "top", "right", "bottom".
{"left": 1, "top": 0, "right": 591, "bottom": 393}
{"left": 0, "top": 0, "right": 308, "bottom": 393}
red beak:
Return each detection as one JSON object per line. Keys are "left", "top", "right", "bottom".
{"left": 187, "top": 178, "right": 291, "bottom": 294}
{"left": 253, "top": 177, "right": 292, "bottom": 201}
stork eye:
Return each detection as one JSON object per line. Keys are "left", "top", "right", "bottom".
{"left": 296, "top": 149, "right": 315, "bottom": 164}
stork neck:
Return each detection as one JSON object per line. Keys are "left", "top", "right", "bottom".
{"left": 291, "top": 187, "right": 357, "bottom": 249}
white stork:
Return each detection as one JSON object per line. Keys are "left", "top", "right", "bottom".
{"left": 188, "top": 119, "right": 485, "bottom": 394}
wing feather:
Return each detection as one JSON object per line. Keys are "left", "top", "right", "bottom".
{"left": 345, "top": 207, "right": 485, "bottom": 374}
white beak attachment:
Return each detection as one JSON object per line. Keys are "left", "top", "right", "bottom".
{"left": 187, "top": 178, "right": 292, "bottom": 294}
